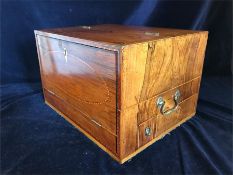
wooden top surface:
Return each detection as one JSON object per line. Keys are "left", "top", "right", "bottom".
{"left": 35, "top": 24, "right": 206, "bottom": 46}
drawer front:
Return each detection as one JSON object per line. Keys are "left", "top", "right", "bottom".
{"left": 156, "top": 94, "right": 198, "bottom": 136}
{"left": 138, "top": 95, "right": 198, "bottom": 147}
{"left": 37, "top": 35, "right": 117, "bottom": 135}
{"left": 138, "top": 117, "right": 156, "bottom": 147}
{"left": 137, "top": 79, "right": 200, "bottom": 147}
{"left": 44, "top": 89, "right": 117, "bottom": 154}
{"left": 137, "top": 78, "right": 200, "bottom": 124}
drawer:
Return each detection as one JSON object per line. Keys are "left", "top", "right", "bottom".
{"left": 137, "top": 78, "right": 200, "bottom": 124}
{"left": 138, "top": 117, "right": 156, "bottom": 147}
{"left": 37, "top": 35, "right": 117, "bottom": 135}
{"left": 178, "top": 94, "right": 198, "bottom": 121}
{"left": 44, "top": 89, "right": 117, "bottom": 154}
{"left": 137, "top": 79, "right": 200, "bottom": 146}
{"left": 137, "top": 93, "right": 198, "bottom": 147}
{"left": 156, "top": 109, "right": 180, "bottom": 137}
{"left": 156, "top": 94, "right": 198, "bottom": 136}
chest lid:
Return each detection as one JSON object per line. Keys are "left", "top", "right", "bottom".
{"left": 35, "top": 24, "right": 206, "bottom": 46}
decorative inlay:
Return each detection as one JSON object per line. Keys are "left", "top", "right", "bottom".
{"left": 40, "top": 49, "right": 110, "bottom": 104}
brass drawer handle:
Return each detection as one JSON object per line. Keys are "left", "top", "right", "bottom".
{"left": 156, "top": 90, "right": 181, "bottom": 116}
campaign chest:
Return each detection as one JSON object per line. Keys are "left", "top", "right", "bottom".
{"left": 34, "top": 24, "right": 208, "bottom": 163}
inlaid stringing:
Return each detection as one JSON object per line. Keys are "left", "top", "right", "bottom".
{"left": 35, "top": 24, "right": 208, "bottom": 163}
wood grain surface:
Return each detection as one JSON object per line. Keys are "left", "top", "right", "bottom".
{"left": 119, "top": 31, "right": 207, "bottom": 158}
{"left": 37, "top": 35, "right": 117, "bottom": 135}
{"left": 44, "top": 89, "right": 117, "bottom": 154}
{"left": 138, "top": 117, "right": 156, "bottom": 147}
{"left": 137, "top": 77, "right": 200, "bottom": 124}
{"left": 119, "top": 80, "right": 201, "bottom": 158}
{"left": 35, "top": 24, "right": 208, "bottom": 163}
{"left": 36, "top": 24, "right": 203, "bottom": 45}
{"left": 121, "top": 32, "right": 208, "bottom": 109}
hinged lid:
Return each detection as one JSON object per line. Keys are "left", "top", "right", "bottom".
{"left": 35, "top": 24, "right": 207, "bottom": 46}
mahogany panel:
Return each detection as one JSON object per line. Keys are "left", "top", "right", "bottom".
{"left": 119, "top": 105, "right": 138, "bottom": 159}
{"left": 44, "top": 89, "right": 117, "bottom": 154}
{"left": 37, "top": 35, "right": 117, "bottom": 135}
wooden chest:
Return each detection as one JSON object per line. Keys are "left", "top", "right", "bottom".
{"left": 34, "top": 24, "right": 208, "bottom": 163}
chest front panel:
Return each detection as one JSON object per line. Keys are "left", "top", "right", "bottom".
{"left": 37, "top": 35, "right": 117, "bottom": 136}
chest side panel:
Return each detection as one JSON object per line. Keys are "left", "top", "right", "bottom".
{"left": 121, "top": 32, "right": 208, "bottom": 109}
{"left": 120, "top": 78, "right": 201, "bottom": 160}
{"left": 119, "top": 32, "right": 208, "bottom": 159}
{"left": 36, "top": 35, "right": 117, "bottom": 136}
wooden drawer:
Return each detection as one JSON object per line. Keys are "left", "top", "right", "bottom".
{"left": 44, "top": 89, "right": 117, "bottom": 154}
{"left": 137, "top": 79, "right": 200, "bottom": 147}
{"left": 137, "top": 78, "right": 200, "bottom": 124}
{"left": 37, "top": 35, "right": 117, "bottom": 135}
{"left": 138, "top": 117, "right": 156, "bottom": 147}
{"left": 138, "top": 94, "right": 198, "bottom": 147}
{"left": 156, "top": 94, "right": 198, "bottom": 137}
